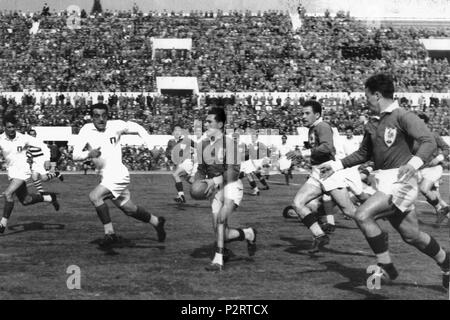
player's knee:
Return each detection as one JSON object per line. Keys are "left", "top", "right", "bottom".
{"left": 88, "top": 191, "right": 101, "bottom": 204}
{"left": 3, "top": 191, "right": 14, "bottom": 202}
{"left": 400, "top": 230, "right": 421, "bottom": 245}
{"left": 354, "top": 209, "right": 371, "bottom": 224}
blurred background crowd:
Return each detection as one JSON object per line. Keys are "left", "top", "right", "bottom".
{"left": 0, "top": 6, "right": 448, "bottom": 171}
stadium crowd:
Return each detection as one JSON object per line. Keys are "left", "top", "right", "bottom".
{"left": 0, "top": 8, "right": 449, "bottom": 171}
{"left": 0, "top": 10, "right": 449, "bottom": 92}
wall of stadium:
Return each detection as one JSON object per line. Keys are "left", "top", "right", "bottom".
{"left": 3, "top": 0, "right": 450, "bottom": 20}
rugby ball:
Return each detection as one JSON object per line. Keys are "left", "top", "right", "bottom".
{"left": 190, "top": 180, "right": 208, "bottom": 200}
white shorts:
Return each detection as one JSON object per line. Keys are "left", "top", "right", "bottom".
{"left": 240, "top": 159, "right": 257, "bottom": 174}
{"left": 211, "top": 180, "right": 244, "bottom": 215}
{"left": 371, "top": 168, "right": 418, "bottom": 213}
{"left": 179, "top": 159, "right": 197, "bottom": 177}
{"left": 32, "top": 158, "right": 48, "bottom": 175}
{"left": 100, "top": 170, "right": 131, "bottom": 206}
{"left": 418, "top": 165, "right": 443, "bottom": 184}
{"left": 279, "top": 157, "right": 292, "bottom": 171}
{"left": 341, "top": 167, "right": 364, "bottom": 196}
{"left": 307, "top": 166, "right": 347, "bottom": 192}
{"left": 8, "top": 164, "right": 32, "bottom": 181}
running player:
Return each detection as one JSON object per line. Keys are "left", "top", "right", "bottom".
{"left": 277, "top": 134, "right": 294, "bottom": 185}
{"left": 415, "top": 114, "right": 450, "bottom": 225}
{"left": 287, "top": 100, "right": 357, "bottom": 253}
{"left": 0, "top": 112, "right": 59, "bottom": 234}
{"left": 72, "top": 103, "right": 166, "bottom": 247}
{"left": 26, "top": 128, "right": 64, "bottom": 194}
{"left": 172, "top": 125, "right": 204, "bottom": 203}
{"left": 319, "top": 74, "right": 449, "bottom": 289}
{"left": 195, "top": 107, "right": 257, "bottom": 271}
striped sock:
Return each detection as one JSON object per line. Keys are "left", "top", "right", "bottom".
{"left": 33, "top": 179, "right": 44, "bottom": 193}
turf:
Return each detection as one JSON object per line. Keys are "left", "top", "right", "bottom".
{"left": 0, "top": 174, "right": 448, "bottom": 300}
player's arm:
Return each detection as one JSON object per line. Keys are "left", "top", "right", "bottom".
{"left": 395, "top": 112, "right": 436, "bottom": 182}
{"left": 123, "top": 121, "right": 152, "bottom": 148}
{"left": 72, "top": 127, "right": 94, "bottom": 161}
{"left": 399, "top": 112, "right": 437, "bottom": 170}
{"left": 195, "top": 142, "right": 207, "bottom": 180}
{"left": 434, "top": 133, "right": 449, "bottom": 157}
{"left": 340, "top": 132, "right": 373, "bottom": 169}
{"left": 319, "top": 132, "right": 372, "bottom": 178}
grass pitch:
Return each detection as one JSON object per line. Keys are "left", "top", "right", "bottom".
{"left": 0, "top": 173, "right": 448, "bottom": 300}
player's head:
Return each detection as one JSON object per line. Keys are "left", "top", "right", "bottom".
{"left": 250, "top": 131, "right": 259, "bottom": 144}
{"left": 3, "top": 111, "right": 18, "bottom": 139}
{"left": 91, "top": 103, "right": 109, "bottom": 132}
{"left": 417, "top": 113, "right": 430, "bottom": 124}
{"left": 205, "top": 107, "right": 226, "bottom": 137}
{"left": 172, "top": 124, "right": 183, "bottom": 140}
{"left": 345, "top": 125, "right": 354, "bottom": 139}
{"left": 364, "top": 74, "right": 395, "bottom": 112}
{"left": 281, "top": 134, "right": 287, "bottom": 143}
{"left": 28, "top": 128, "right": 37, "bottom": 137}
{"left": 302, "top": 100, "right": 322, "bottom": 128}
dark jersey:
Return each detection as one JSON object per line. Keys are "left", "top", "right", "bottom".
{"left": 195, "top": 135, "right": 240, "bottom": 185}
{"left": 412, "top": 131, "right": 449, "bottom": 159}
{"left": 342, "top": 107, "right": 436, "bottom": 170}
{"left": 308, "top": 121, "right": 336, "bottom": 166}
{"left": 248, "top": 141, "right": 271, "bottom": 160}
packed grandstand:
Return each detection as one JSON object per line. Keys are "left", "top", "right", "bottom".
{"left": 0, "top": 3, "right": 449, "bottom": 172}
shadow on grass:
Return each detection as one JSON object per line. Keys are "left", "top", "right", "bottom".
{"left": 90, "top": 236, "right": 165, "bottom": 256}
{"left": 2, "top": 222, "right": 65, "bottom": 236}
{"left": 280, "top": 236, "right": 374, "bottom": 258}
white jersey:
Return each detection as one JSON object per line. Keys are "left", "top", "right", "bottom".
{"left": 278, "top": 143, "right": 292, "bottom": 157}
{"left": 0, "top": 132, "right": 38, "bottom": 169}
{"left": 73, "top": 120, "right": 151, "bottom": 176}
{"left": 341, "top": 136, "right": 360, "bottom": 158}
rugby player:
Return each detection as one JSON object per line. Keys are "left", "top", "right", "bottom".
{"left": 72, "top": 103, "right": 166, "bottom": 247}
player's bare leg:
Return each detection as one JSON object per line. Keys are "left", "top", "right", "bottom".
{"left": 420, "top": 179, "right": 449, "bottom": 224}
{"left": 353, "top": 191, "right": 398, "bottom": 281}
{"left": 31, "top": 171, "right": 63, "bottom": 194}
{"left": 1, "top": 179, "right": 59, "bottom": 233}
{"left": 89, "top": 185, "right": 118, "bottom": 246}
{"left": 292, "top": 183, "right": 329, "bottom": 253}
{"left": 388, "top": 209, "right": 449, "bottom": 289}
{"left": 116, "top": 199, "right": 166, "bottom": 242}
{"left": 206, "top": 199, "right": 256, "bottom": 271}
{"left": 0, "top": 179, "right": 23, "bottom": 233}
{"left": 172, "top": 166, "right": 187, "bottom": 203}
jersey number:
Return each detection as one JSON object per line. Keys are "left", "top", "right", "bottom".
{"left": 110, "top": 137, "right": 117, "bottom": 144}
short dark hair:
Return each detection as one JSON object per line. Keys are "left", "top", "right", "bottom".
{"left": 90, "top": 103, "right": 109, "bottom": 116}
{"left": 172, "top": 123, "right": 183, "bottom": 131}
{"left": 303, "top": 100, "right": 322, "bottom": 116}
{"left": 364, "top": 74, "right": 395, "bottom": 99}
{"left": 3, "top": 111, "right": 17, "bottom": 126}
{"left": 418, "top": 113, "right": 430, "bottom": 124}
{"left": 208, "top": 107, "right": 226, "bottom": 128}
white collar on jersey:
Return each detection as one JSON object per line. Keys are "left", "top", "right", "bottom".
{"left": 381, "top": 100, "right": 400, "bottom": 114}
{"left": 312, "top": 117, "right": 323, "bottom": 127}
